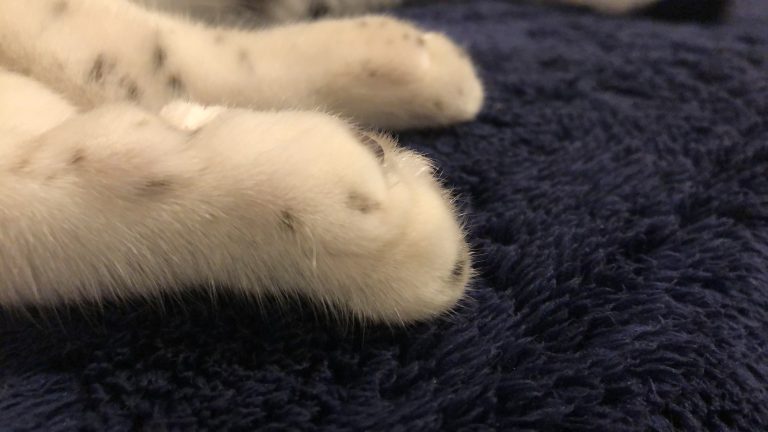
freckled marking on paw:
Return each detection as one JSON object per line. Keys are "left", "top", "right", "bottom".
{"left": 88, "top": 55, "right": 106, "bottom": 82}
{"left": 134, "top": 118, "right": 150, "bottom": 127}
{"left": 433, "top": 100, "right": 445, "bottom": 111}
{"left": 451, "top": 252, "right": 469, "bottom": 282}
{"left": 167, "top": 75, "right": 185, "bottom": 95}
{"left": 213, "top": 33, "right": 226, "bottom": 44}
{"left": 15, "top": 157, "right": 30, "bottom": 172}
{"left": 451, "top": 257, "right": 467, "bottom": 281}
{"left": 362, "top": 61, "right": 408, "bottom": 84}
{"left": 457, "top": 87, "right": 465, "bottom": 96}
{"left": 402, "top": 33, "right": 411, "bottom": 41}
{"left": 347, "top": 192, "right": 381, "bottom": 214}
{"left": 152, "top": 45, "right": 166, "bottom": 71}
{"left": 123, "top": 80, "right": 141, "bottom": 101}
{"left": 416, "top": 35, "right": 426, "bottom": 46}
{"left": 70, "top": 149, "right": 85, "bottom": 165}
{"left": 355, "top": 131, "right": 385, "bottom": 163}
{"left": 140, "top": 179, "right": 173, "bottom": 195}
{"left": 358, "top": 20, "right": 368, "bottom": 27}
{"left": 128, "top": 85, "right": 140, "bottom": 100}
{"left": 279, "top": 210, "right": 296, "bottom": 232}
{"left": 237, "top": 48, "right": 252, "bottom": 69}
{"left": 51, "top": 0, "right": 68, "bottom": 15}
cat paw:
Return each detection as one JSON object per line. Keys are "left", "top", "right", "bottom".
{"left": 310, "top": 125, "right": 472, "bottom": 321}
{"left": 326, "top": 128, "right": 472, "bottom": 321}
{"left": 312, "top": 16, "right": 484, "bottom": 130}
{"left": 200, "top": 110, "right": 471, "bottom": 322}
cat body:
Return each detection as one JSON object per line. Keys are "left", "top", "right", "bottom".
{"left": 0, "top": 0, "right": 655, "bottom": 322}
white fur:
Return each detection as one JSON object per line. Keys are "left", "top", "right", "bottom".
{"left": 0, "top": 0, "right": 651, "bottom": 322}
{"left": 0, "top": 0, "right": 480, "bottom": 322}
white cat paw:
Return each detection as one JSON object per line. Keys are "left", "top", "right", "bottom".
{"left": 320, "top": 126, "right": 472, "bottom": 321}
{"left": 199, "top": 110, "right": 471, "bottom": 322}
{"left": 312, "top": 16, "right": 484, "bottom": 129}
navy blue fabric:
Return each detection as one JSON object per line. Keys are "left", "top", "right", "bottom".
{"left": 2, "top": 1, "right": 767, "bottom": 430}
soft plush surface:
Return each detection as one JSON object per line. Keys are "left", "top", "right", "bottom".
{"left": 2, "top": 1, "right": 767, "bottom": 430}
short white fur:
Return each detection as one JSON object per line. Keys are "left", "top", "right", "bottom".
{"left": 0, "top": 0, "right": 481, "bottom": 322}
{"left": 0, "top": 0, "right": 655, "bottom": 322}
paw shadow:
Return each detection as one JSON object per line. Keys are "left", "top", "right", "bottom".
{"left": 0, "top": 288, "right": 421, "bottom": 377}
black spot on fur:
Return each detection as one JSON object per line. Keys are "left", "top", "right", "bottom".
{"left": 152, "top": 45, "right": 166, "bottom": 71}
{"left": 356, "top": 131, "right": 385, "bottom": 163}
{"left": 117, "top": 76, "right": 141, "bottom": 101}
{"left": 280, "top": 210, "right": 296, "bottom": 232}
{"left": 167, "top": 75, "right": 185, "bottom": 95}
{"left": 51, "top": 0, "right": 68, "bottom": 15}
{"left": 145, "top": 179, "right": 170, "bottom": 188}
{"left": 125, "top": 82, "right": 141, "bottom": 101}
{"left": 451, "top": 255, "right": 468, "bottom": 282}
{"left": 15, "top": 157, "right": 30, "bottom": 172}
{"left": 347, "top": 192, "right": 381, "bottom": 214}
{"left": 70, "top": 149, "right": 85, "bottom": 165}
{"left": 140, "top": 179, "right": 172, "bottom": 195}
{"left": 88, "top": 55, "right": 106, "bottom": 82}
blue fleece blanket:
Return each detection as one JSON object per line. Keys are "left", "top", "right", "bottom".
{"left": 2, "top": 1, "right": 767, "bottom": 430}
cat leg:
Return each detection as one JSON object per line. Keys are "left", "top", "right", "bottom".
{"left": 0, "top": 68, "right": 77, "bottom": 143}
{"left": 0, "top": 0, "right": 482, "bottom": 130}
{"left": 0, "top": 80, "right": 469, "bottom": 321}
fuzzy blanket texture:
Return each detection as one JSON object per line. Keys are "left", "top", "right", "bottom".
{"left": 2, "top": 0, "right": 767, "bottom": 430}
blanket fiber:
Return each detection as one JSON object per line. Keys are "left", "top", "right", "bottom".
{"left": 2, "top": 0, "right": 767, "bottom": 430}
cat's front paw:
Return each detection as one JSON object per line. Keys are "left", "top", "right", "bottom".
{"left": 314, "top": 128, "right": 472, "bottom": 321}
{"left": 312, "top": 16, "right": 484, "bottom": 130}
{"left": 198, "top": 110, "right": 471, "bottom": 322}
